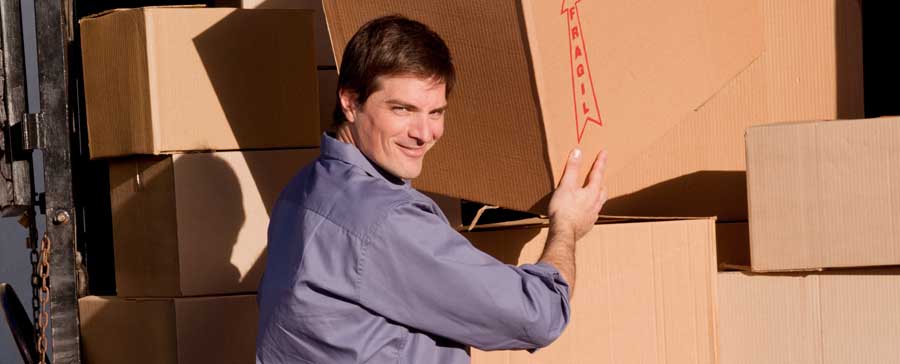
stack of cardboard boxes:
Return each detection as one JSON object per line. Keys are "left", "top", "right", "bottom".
{"left": 75, "top": 0, "right": 896, "bottom": 363}
{"left": 76, "top": 6, "right": 322, "bottom": 363}
{"left": 717, "top": 117, "right": 900, "bottom": 363}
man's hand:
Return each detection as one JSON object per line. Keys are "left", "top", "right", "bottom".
{"left": 539, "top": 148, "right": 608, "bottom": 298}
{"left": 548, "top": 148, "right": 608, "bottom": 240}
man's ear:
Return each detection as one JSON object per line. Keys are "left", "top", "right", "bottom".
{"left": 339, "top": 89, "right": 358, "bottom": 123}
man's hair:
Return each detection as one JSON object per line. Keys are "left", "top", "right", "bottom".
{"left": 331, "top": 15, "right": 456, "bottom": 129}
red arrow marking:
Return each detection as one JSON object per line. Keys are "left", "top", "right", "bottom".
{"left": 561, "top": 0, "right": 602, "bottom": 143}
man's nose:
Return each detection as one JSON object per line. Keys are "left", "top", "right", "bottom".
{"left": 408, "top": 114, "right": 432, "bottom": 145}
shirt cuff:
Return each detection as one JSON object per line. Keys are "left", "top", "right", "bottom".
{"left": 519, "top": 262, "right": 572, "bottom": 353}
{"left": 522, "top": 262, "right": 571, "bottom": 300}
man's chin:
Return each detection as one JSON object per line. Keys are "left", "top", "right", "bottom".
{"left": 395, "top": 163, "right": 423, "bottom": 180}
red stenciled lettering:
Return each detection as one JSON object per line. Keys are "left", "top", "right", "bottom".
{"left": 563, "top": 0, "right": 602, "bottom": 143}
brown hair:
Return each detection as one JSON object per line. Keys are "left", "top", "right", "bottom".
{"left": 331, "top": 15, "right": 455, "bottom": 129}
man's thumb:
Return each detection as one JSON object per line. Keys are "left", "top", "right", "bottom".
{"left": 558, "top": 148, "right": 582, "bottom": 188}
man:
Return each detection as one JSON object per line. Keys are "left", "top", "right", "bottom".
{"left": 256, "top": 15, "right": 607, "bottom": 363}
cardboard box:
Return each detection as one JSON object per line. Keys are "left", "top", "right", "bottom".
{"left": 746, "top": 117, "right": 900, "bottom": 271}
{"left": 80, "top": 7, "right": 320, "bottom": 159}
{"left": 214, "top": 0, "right": 335, "bottom": 66}
{"left": 109, "top": 148, "right": 319, "bottom": 297}
{"left": 466, "top": 218, "right": 719, "bottom": 364}
{"left": 323, "top": 0, "right": 764, "bottom": 214}
{"left": 718, "top": 271, "right": 900, "bottom": 364}
{"left": 601, "top": 0, "right": 864, "bottom": 220}
{"left": 79, "top": 295, "right": 257, "bottom": 364}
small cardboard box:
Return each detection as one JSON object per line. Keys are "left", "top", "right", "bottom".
{"left": 79, "top": 295, "right": 258, "bottom": 364}
{"left": 746, "top": 117, "right": 900, "bottom": 271}
{"left": 109, "top": 148, "right": 319, "bottom": 297}
{"left": 80, "top": 7, "right": 320, "bottom": 158}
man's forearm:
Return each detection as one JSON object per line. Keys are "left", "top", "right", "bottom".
{"left": 537, "top": 226, "right": 576, "bottom": 298}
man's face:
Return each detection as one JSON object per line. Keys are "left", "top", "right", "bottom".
{"left": 342, "top": 75, "right": 447, "bottom": 180}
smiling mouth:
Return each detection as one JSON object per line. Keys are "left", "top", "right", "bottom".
{"left": 397, "top": 144, "right": 427, "bottom": 158}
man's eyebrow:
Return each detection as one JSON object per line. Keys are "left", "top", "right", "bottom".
{"left": 384, "top": 99, "right": 448, "bottom": 113}
{"left": 385, "top": 99, "right": 420, "bottom": 111}
{"left": 429, "top": 104, "right": 449, "bottom": 113}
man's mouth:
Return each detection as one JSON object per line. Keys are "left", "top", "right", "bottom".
{"left": 397, "top": 144, "right": 427, "bottom": 158}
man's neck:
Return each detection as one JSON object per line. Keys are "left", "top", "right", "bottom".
{"left": 336, "top": 124, "right": 356, "bottom": 145}
{"left": 329, "top": 124, "right": 406, "bottom": 185}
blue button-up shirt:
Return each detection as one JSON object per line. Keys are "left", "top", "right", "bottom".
{"left": 256, "top": 134, "right": 571, "bottom": 363}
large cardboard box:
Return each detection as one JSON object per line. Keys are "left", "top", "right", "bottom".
{"left": 80, "top": 7, "right": 320, "bottom": 159}
{"left": 602, "top": 0, "right": 864, "bottom": 220}
{"left": 718, "top": 271, "right": 900, "bottom": 364}
{"left": 215, "top": 0, "right": 335, "bottom": 67}
{"left": 79, "top": 295, "right": 257, "bottom": 364}
{"left": 746, "top": 117, "right": 900, "bottom": 271}
{"left": 323, "top": 0, "right": 764, "bottom": 214}
{"left": 467, "top": 218, "right": 720, "bottom": 364}
{"left": 109, "top": 148, "right": 319, "bottom": 297}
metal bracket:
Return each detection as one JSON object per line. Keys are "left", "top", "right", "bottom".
{"left": 22, "top": 112, "right": 44, "bottom": 150}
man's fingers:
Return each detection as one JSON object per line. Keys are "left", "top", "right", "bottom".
{"left": 584, "top": 150, "right": 607, "bottom": 190}
{"left": 558, "top": 148, "right": 582, "bottom": 188}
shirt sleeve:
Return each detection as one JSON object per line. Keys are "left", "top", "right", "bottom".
{"left": 356, "top": 201, "right": 571, "bottom": 351}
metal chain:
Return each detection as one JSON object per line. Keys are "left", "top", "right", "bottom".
{"left": 29, "top": 242, "right": 40, "bottom": 346}
{"left": 23, "top": 210, "right": 43, "bottom": 361}
{"left": 36, "top": 233, "right": 51, "bottom": 364}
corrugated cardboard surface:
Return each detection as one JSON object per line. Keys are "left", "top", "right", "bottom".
{"left": 110, "top": 148, "right": 319, "bottom": 297}
{"left": 718, "top": 271, "right": 900, "bottom": 364}
{"left": 602, "top": 0, "right": 864, "bottom": 220}
{"left": 79, "top": 295, "right": 257, "bottom": 364}
{"left": 746, "top": 117, "right": 900, "bottom": 271}
{"left": 80, "top": 8, "right": 319, "bottom": 159}
{"left": 323, "top": 0, "right": 762, "bottom": 214}
{"left": 215, "top": 0, "right": 335, "bottom": 66}
{"left": 466, "top": 218, "right": 718, "bottom": 364}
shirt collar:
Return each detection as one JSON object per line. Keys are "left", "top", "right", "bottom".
{"left": 320, "top": 133, "right": 409, "bottom": 187}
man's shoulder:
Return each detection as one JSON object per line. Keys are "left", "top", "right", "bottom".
{"left": 284, "top": 157, "right": 432, "bottom": 236}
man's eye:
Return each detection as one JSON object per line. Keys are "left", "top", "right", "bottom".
{"left": 392, "top": 106, "right": 409, "bottom": 113}
{"left": 429, "top": 110, "right": 445, "bottom": 118}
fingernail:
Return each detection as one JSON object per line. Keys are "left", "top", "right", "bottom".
{"left": 572, "top": 148, "right": 582, "bottom": 160}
